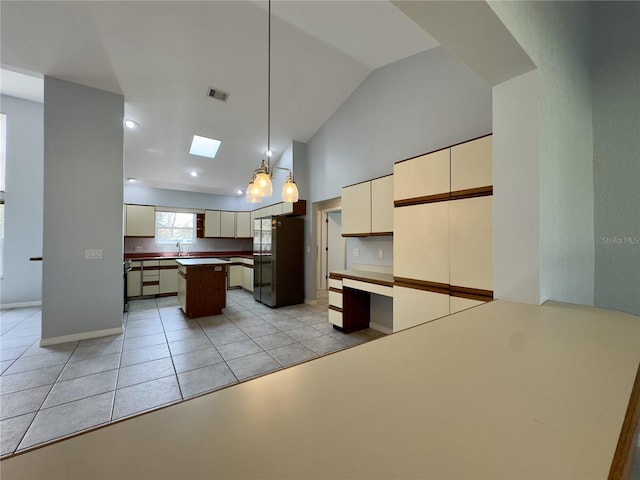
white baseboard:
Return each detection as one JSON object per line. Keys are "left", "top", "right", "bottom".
{"left": 40, "top": 327, "right": 123, "bottom": 346}
{"left": 369, "top": 322, "right": 393, "bottom": 335}
{"left": 304, "top": 298, "right": 318, "bottom": 306}
{"left": 0, "top": 300, "right": 42, "bottom": 309}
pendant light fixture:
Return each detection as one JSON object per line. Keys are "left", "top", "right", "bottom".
{"left": 245, "top": 0, "right": 298, "bottom": 203}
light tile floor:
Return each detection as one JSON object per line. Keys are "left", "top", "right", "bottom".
{"left": 0, "top": 290, "right": 383, "bottom": 457}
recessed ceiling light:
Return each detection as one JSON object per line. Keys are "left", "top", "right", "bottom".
{"left": 124, "top": 119, "right": 138, "bottom": 129}
{"left": 237, "top": 189, "right": 243, "bottom": 195}
{"left": 190, "top": 171, "right": 199, "bottom": 177}
{"left": 127, "top": 178, "right": 137, "bottom": 183}
{"left": 190, "top": 135, "right": 221, "bottom": 159}
{"left": 265, "top": 150, "right": 273, "bottom": 157}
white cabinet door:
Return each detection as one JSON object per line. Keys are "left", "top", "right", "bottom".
{"left": 371, "top": 175, "right": 393, "bottom": 234}
{"left": 125, "top": 205, "right": 155, "bottom": 237}
{"left": 271, "top": 203, "right": 283, "bottom": 216}
{"left": 342, "top": 181, "right": 371, "bottom": 236}
{"left": 394, "top": 202, "right": 449, "bottom": 285}
{"left": 393, "top": 286, "right": 449, "bottom": 332}
{"left": 281, "top": 202, "right": 293, "bottom": 215}
{"left": 394, "top": 149, "right": 450, "bottom": 201}
{"left": 220, "top": 211, "right": 236, "bottom": 238}
{"left": 450, "top": 196, "right": 493, "bottom": 291}
{"left": 204, "top": 210, "right": 221, "bottom": 237}
{"left": 236, "top": 211, "right": 251, "bottom": 238}
{"left": 451, "top": 135, "right": 492, "bottom": 192}
{"left": 242, "top": 265, "right": 254, "bottom": 291}
{"left": 229, "top": 265, "right": 243, "bottom": 288}
{"left": 159, "top": 260, "right": 178, "bottom": 294}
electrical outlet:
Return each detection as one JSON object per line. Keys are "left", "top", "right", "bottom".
{"left": 353, "top": 247, "right": 360, "bottom": 257}
{"left": 378, "top": 248, "right": 384, "bottom": 259}
{"left": 85, "top": 249, "right": 103, "bottom": 259}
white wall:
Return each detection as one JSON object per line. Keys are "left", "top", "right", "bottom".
{"left": 0, "top": 95, "right": 43, "bottom": 306}
{"left": 42, "top": 77, "right": 124, "bottom": 342}
{"left": 591, "top": 2, "right": 640, "bottom": 316}
{"left": 489, "top": 1, "right": 595, "bottom": 307}
{"left": 493, "top": 70, "right": 541, "bottom": 304}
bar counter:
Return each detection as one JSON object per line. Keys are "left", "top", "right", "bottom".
{"left": 2, "top": 300, "right": 639, "bottom": 479}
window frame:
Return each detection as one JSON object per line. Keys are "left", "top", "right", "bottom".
{"left": 154, "top": 210, "right": 196, "bottom": 246}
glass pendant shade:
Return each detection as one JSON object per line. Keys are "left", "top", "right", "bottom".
{"left": 254, "top": 172, "right": 273, "bottom": 197}
{"left": 282, "top": 177, "right": 299, "bottom": 203}
{"left": 246, "top": 182, "right": 262, "bottom": 203}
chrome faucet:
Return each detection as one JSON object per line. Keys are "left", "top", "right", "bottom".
{"left": 176, "top": 242, "right": 183, "bottom": 256}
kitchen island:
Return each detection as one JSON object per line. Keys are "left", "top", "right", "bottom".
{"left": 176, "top": 258, "right": 231, "bottom": 318}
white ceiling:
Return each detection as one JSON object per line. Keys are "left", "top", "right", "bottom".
{"left": 0, "top": 1, "right": 438, "bottom": 196}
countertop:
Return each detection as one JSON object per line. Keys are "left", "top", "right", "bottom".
{"left": 175, "top": 258, "right": 232, "bottom": 267}
{"left": 3, "top": 300, "right": 638, "bottom": 479}
{"left": 124, "top": 251, "right": 253, "bottom": 261}
{"left": 329, "top": 269, "right": 394, "bottom": 287}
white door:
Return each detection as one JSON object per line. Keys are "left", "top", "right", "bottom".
{"left": 326, "top": 211, "right": 345, "bottom": 288}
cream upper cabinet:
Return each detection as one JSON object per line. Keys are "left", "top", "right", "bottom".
{"left": 204, "top": 210, "right": 221, "bottom": 237}
{"left": 220, "top": 211, "right": 236, "bottom": 238}
{"left": 394, "top": 202, "right": 449, "bottom": 285}
{"left": 449, "top": 196, "right": 493, "bottom": 291}
{"left": 271, "top": 203, "right": 283, "bottom": 216}
{"left": 451, "top": 135, "right": 492, "bottom": 192}
{"left": 342, "top": 181, "right": 371, "bottom": 236}
{"left": 236, "top": 211, "right": 251, "bottom": 238}
{"left": 394, "top": 149, "right": 450, "bottom": 201}
{"left": 371, "top": 175, "right": 394, "bottom": 234}
{"left": 125, "top": 204, "right": 155, "bottom": 237}
{"left": 281, "top": 202, "right": 293, "bottom": 215}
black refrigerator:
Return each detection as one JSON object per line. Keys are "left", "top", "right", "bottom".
{"left": 253, "top": 216, "right": 304, "bottom": 307}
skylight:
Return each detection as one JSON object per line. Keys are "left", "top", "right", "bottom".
{"left": 189, "top": 135, "right": 221, "bottom": 159}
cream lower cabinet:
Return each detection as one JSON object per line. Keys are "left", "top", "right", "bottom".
{"left": 241, "top": 265, "right": 254, "bottom": 291}
{"left": 328, "top": 277, "right": 343, "bottom": 328}
{"left": 392, "top": 286, "right": 449, "bottom": 331}
{"left": 159, "top": 260, "right": 178, "bottom": 294}
{"left": 449, "top": 196, "right": 493, "bottom": 291}
{"left": 142, "top": 260, "right": 160, "bottom": 296}
{"left": 394, "top": 202, "right": 449, "bottom": 285}
{"left": 228, "top": 265, "right": 243, "bottom": 288}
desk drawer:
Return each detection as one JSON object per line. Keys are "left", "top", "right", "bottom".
{"left": 343, "top": 278, "right": 393, "bottom": 297}
{"left": 328, "top": 278, "right": 343, "bottom": 290}
{"left": 328, "top": 307, "right": 343, "bottom": 328}
{"left": 329, "top": 290, "right": 343, "bottom": 309}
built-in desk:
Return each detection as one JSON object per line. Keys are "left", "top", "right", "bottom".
{"left": 328, "top": 270, "right": 394, "bottom": 333}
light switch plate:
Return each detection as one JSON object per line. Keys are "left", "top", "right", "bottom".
{"left": 378, "top": 249, "right": 384, "bottom": 259}
{"left": 353, "top": 247, "right": 360, "bottom": 257}
{"left": 85, "top": 249, "right": 103, "bottom": 259}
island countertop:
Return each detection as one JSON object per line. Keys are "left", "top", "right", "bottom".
{"left": 175, "top": 258, "right": 232, "bottom": 267}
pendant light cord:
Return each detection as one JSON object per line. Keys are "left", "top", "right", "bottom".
{"left": 267, "top": 0, "right": 271, "bottom": 160}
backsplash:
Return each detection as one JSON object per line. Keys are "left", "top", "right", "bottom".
{"left": 124, "top": 237, "right": 252, "bottom": 255}
{"left": 346, "top": 237, "right": 393, "bottom": 270}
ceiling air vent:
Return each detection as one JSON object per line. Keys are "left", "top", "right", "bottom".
{"left": 208, "top": 87, "right": 229, "bottom": 102}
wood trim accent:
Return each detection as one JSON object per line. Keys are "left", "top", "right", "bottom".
{"left": 343, "top": 275, "right": 394, "bottom": 288}
{"left": 328, "top": 305, "right": 343, "bottom": 313}
{"left": 328, "top": 287, "right": 343, "bottom": 294}
{"left": 394, "top": 277, "right": 450, "bottom": 295}
{"left": 342, "top": 173, "right": 393, "bottom": 189}
{"left": 329, "top": 272, "right": 344, "bottom": 280}
{"left": 130, "top": 266, "right": 142, "bottom": 272}
{"left": 394, "top": 192, "right": 450, "bottom": 208}
{"left": 449, "top": 286, "right": 493, "bottom": 302}
{"left": 156, "top": 292, "right": 178, "bottom": 298}
{"left": 370, "top": 231, "right": 393, "bottom": 237}
{"left": 142, "top": 281, "right": 160, "bottom": 286}
{"left": 450, "top": 186, "right": 493, "bottom": 201}
{"left": 394, "top": 133, "right": 493, "bottom": 166}
{"left": 608, "top": 361, "right": 640, "bottom": 480}
{"left": 287, "top": 199, "right": 307, "bottom": 217}
{"left": 342, "top": 233, "right": 370, "bottom": 238}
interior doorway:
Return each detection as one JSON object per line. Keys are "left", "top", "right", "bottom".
{"left": 319, "top": 209, "right": 345, "bottom": 290}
